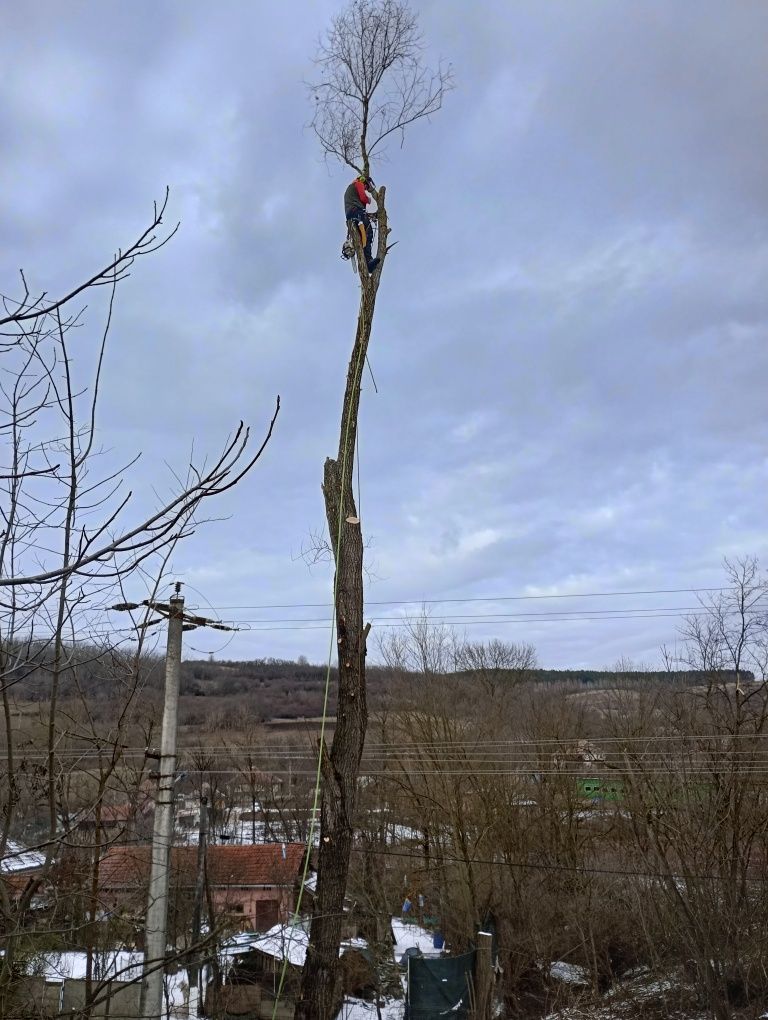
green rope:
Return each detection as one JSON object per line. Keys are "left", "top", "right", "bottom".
{"left": 271, "top": 293, "right": 372, "bottom": 1019}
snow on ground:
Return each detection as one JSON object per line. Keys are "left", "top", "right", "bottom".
{"left": 175, "top": 812, "right": 417, "bottom": 849}
{"left": 164, "top": 969, "right": 190, "bottom": 1016}
{"left": 542, "top": 969, "right": 708, "bottom": 1020}
{"left": 19, "top": 916, "right": 436, "bottom": 1020}
{"left": 391, "top": 918, "right": 442, "bottom": 961}
{"left": 332, "top": 918, "right": 439, "bottom": 1020}
{"left": 333, "top": 918, "right": 439, "bottom": 1020}
{"left": 543, "top": 1004, "right": 707, "bottom": 1020}
{"left": 337, "top": 996, "right": 405, "bottom": 1020}
{"left": 549, "top": 961, "right": 590, "bottom": 986}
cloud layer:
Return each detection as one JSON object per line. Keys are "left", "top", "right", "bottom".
{"left": 2, "top": 1, "right": 766, "bottom": 667}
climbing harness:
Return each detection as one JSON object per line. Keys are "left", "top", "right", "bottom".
{"left": 341, "top": 215, "right": 377, "bottom": 273}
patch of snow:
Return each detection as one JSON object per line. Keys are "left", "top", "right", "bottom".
{"left": 391, "top": 918, "right": 442, "bottom": 961}
{"left": 32, "top": 950, "right": 143, "bottom": 983}
{"left": 337, "top": 996, "right": 405, "bottom": 1020}
{"left": 254, "top": 922, "right": 311, "bottom": 967}
{"left": 548, "top": 960, "right": 590, "bottom": 986}
{"left": 389, "top": 824, "right": 421, "bottom": 842}
{"left": 164, "top": 969, "right": 189, "bottom": 1013}
{"left": 21, "top": 951, "right": 199, "bottom": 1019}
{"left": 543, "top": 968, "right": 708, "bottom": 1020}
{"left": 225, "top": 922, "right": 367, "bottom": 968}
{"left": 25, "top": 951, "right": 196, "bottom": 1020}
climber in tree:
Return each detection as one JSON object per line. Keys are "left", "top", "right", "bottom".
{"left": 344, "top": 173, "right": 380, "bottom": 275}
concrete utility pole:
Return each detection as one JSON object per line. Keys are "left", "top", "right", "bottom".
{"left": 140, "top": 584, "right": 185, "bottom": 1020}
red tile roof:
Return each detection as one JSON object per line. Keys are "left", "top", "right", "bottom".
{"left": 99, "top": 843, "right": 305, "bottom": 890}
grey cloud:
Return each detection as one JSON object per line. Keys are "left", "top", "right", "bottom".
{"left": 1, "top": 1, "right": 766, "bottom": 666}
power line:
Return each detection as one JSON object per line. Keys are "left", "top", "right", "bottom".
{"left": 14, "top": 731, "right": 768, "bottom": 759}
{"left": 160, "top": 611, "right": 759, "bottom": 633}
{"left": 19, "top": 749, "right": 768, "bottom": 763}
{"left": 11, "top": 597, "right": 765, "bottom": 642}
{"left": 21, "top": 761, "right": 768, "bottom": 775}
{"left": 8, "top": 832, "right": 766, "bottom": 889}
{"left": 182, "top": 605, "right": 720, "bottom": 624}
{"left": 198, "top": 586, "right": 733, "bottom": 611}
{"left": 348, "top": 844, "right": 768, "bottom": 885}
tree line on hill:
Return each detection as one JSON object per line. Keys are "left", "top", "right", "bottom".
{"left": 4, "top": 639, "right": 751, "bottom": 719}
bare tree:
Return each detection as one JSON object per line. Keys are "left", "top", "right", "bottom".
{"left": 454, "top": 637, "right": 538, "bottom": 698}
{"left": 309, "top": 0, "right": 451, "bottom": 177}
{"left": 617, "top": 558, "right": 768, "bottom": 1020}
{"left": 377, "top": 608, "right": 456, "bottom": 676}
{"left": 0, "top": 194, "right": 279, "bottom": 1015}
{"left": 297, "top": 4, "right": 451, "bottom": 1019}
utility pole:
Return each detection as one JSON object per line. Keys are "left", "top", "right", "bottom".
{"left": 110, "top": 586, "right": 239, "bottom": 1020}
{"left": 140, "top": 584, "right": 184, "bottom": 1020}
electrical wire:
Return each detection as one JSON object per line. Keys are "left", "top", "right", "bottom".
{"left": 15, "top": 731, "right": 768, "bottom": 758}
{"left": 200, "top": 586, "right": 735, "bottom": 611}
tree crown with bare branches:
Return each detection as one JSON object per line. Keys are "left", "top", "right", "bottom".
{"left": 309, "top": 0, "right": 452, "bottom": 177}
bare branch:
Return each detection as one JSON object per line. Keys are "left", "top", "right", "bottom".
{"left": 307, "top": 0, "right": 452, "bottom": 176}
{"left": 0, "top": 398, "right": 280, "bottom": 587}
{"left": 0, "top": 189, "right": 177, "bottom": 330}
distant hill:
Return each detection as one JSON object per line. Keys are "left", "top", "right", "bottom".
{"left": 6, "top": 643, "right": 751, "bottom": 724}
{"left": 177, "top": 661, "right": 750, "bottom": 722}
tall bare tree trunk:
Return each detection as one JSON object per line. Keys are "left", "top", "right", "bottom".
{"left": 294, "top": 4, "right": 450, "bottom": 1014}
{"left": 296, "top": 193, "right": 388, "bottom": 1020}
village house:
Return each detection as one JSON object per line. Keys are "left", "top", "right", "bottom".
{"left": 98, "top": 842, "right": 306, "bottom": 932}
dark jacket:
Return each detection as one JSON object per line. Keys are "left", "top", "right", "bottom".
{"left": 344, "top": 179, "right": 370, "bottom": 218}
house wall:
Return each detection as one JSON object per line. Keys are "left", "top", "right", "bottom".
{"left": 104, "top": 882, "right": 296, "bottom": 932}
{"left": 211, "top": 885, "right": 296, "bottom": 930}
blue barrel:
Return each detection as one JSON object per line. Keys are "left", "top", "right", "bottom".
{"left": 432, "top": 932, "right": 445, "bottom": 950}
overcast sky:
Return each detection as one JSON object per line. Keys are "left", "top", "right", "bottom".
{"left": 2, "top": 1, "right": 767, "bottom": 668}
